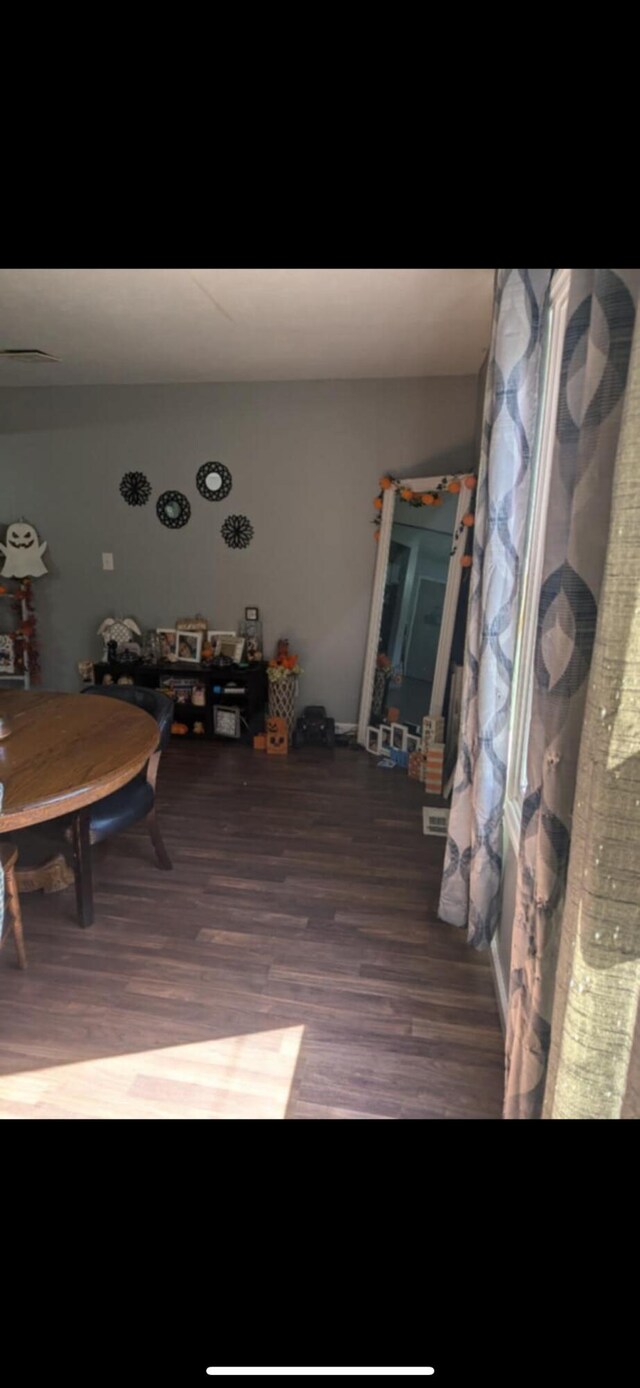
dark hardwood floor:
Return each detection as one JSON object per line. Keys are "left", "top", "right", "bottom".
{"left": 0, "top": 742, "right": 505, "bottom": 1118}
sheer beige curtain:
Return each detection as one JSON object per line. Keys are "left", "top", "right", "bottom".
{"left": 543, "top": 311, "right": 640, "bottom": 1119}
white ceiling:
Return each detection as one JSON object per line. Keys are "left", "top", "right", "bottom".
{"left": 0, "top": 268, "right": 494, "bottom": 387}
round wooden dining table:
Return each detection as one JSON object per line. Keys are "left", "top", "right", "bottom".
{"left": 0, "top": 690, "right": 159, "bottom": 926}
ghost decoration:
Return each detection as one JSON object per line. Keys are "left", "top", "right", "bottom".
{"left": 97, "top": 616, "right": 142, "bottom": 661}
{"left": 0, "top": 520, "right": 48, "bottom": 578}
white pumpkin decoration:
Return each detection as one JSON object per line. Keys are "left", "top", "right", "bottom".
{"left": 0, "top": 520, "right": 48, "bottom": 578}
{"left": 97, "top": 616, "right": 142, "bottom": 659}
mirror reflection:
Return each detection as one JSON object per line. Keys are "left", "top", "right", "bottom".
{"left": 369, "top": 489, "right": 458, "bottom": 732}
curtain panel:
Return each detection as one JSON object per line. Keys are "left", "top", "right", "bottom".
{"left": 505, "top": 269, "right": 640, "bottom": 1119}
{"left": 542, "top": 307, "right": 640, "bottom": 1118}
{"left": 0, "top": 782, "right": 4, "bottom": 941}
{"left": 438, "top": 269, "right": 552, "bottom": 948}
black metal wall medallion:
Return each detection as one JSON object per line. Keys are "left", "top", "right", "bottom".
{"left": 196, "top": 461, "right": 232, "bottom": 501}
{"left": 120, "top": 471, "right": 152, "bottom": 506}
{"left": 221, "top": 514, "right": 253, "bottom": 549}
{"left": 156, "top": 490, "right": 191, "bottom": 529}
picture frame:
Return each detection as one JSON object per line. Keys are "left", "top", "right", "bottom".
{"left": 176, "top": 630, "right": 202, "bottom": 663}
{"left": 219, "top": 635, "right": 245, "bottom": 663}
{"left": 207, "top": 630, "right": 236, "bottom": 657}
{"left": 366, "top": 725, "right": 380, "bottom": 754}
{"left": 157, "top": 628, "right": 178, "bottom": 660}
{"left": 378, "top": 724, "right": 392, "bottom": 751}
{"left": 213, "top": 704, "right": 241, "bottom": 738}
{"left": 406, "top": 732, "right": 421, "bottom": 754}
{"left": 0, "top": 633, "right": 15, "bottom": 674}
{"left": 391, "top": 722, "right": 408, "bottom": 752}
{"left": 245, "top": 606, "right": 259, "bottom": 622}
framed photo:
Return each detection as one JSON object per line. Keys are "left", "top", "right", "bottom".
{"left": 406, "top": 732, "right": 421, "bottom": 754}
{"left": 157, "top": 628, "right": 178, "bottom": 660}
{"left": 213, "top": 704, "right": 241, "bottom": 738}
{"left": 366, "top": 725, "right": 380, "bottom": 754}
{"left": 378, "top": 724, "right": 392, "bottom": 751}
{"left": 0, "top": 634, "right": 15, "bottom": 674}
{"left": 207, "top": 630, "right": 236, "bottom": 657}
{"left": 245, "top": 606, "right": 259, "bottom": 622}
{"left": 219, "top": 635, "right": 245, "bottom": 663}
{"left": 176, "top": 631, "right": 202, "bottom": 663}
{"left": 391, "top": 722, "right": 408, "bottom": 752}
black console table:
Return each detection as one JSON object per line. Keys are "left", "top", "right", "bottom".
{"left": 93, "top": 660, "right": 268, "bottom": 742}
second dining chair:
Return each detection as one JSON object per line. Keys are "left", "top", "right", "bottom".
{"left": 77, "top": 684, "right": 173, "bottom": 870}
{"left": 1, "top": 781, "right": 27, "bottom": 969}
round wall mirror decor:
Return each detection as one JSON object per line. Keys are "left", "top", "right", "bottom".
{"left": 196, "top": 462, "right": 232, "bottom": 501}
{"left": 156, "top": 490, "right": 191, "bottom": 528}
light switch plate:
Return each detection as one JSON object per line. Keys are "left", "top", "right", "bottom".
{"left": 102, "top": 553, "right": 114, "bottom": 570}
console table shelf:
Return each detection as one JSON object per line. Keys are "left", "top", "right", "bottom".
{"left": 93, "top": 661, "right": 268, "bottom": 742}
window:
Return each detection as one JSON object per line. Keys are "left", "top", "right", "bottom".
{"left": 504, "top": 268, "right": 571, "bottom": 850}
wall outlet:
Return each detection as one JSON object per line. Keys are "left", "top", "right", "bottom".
{"left": 102, "top": 553, "right": 114, "bottom": 570}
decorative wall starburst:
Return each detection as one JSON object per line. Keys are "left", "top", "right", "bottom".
{"left": 120, "top": 471, "right": 152, "bottom": 506}
{"left": 221, "top": 514, "right": 253, "bottom": 549}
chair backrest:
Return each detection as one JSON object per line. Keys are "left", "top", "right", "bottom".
{"left": 82, "top": 684, "right": 173, "bottom": 750}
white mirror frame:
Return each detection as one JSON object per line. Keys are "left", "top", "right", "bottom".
{"left": 357, "top": 475, "right": 468, "bottom": 746}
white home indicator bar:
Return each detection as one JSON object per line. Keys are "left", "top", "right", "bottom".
{"left": 206, "top": 1371, "right": 435, "bottom": 1378}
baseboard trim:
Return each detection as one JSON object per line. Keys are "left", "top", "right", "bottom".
{"left": 490, "top": 934, "right": 508, "bottom": 1034}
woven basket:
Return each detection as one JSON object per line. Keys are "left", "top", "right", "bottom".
{"left": 268, "top": 677, "right": 298, "bottom": 741}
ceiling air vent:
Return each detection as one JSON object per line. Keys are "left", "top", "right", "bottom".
{"left": 0, "top": 348, "right": 60, "bottom": 363}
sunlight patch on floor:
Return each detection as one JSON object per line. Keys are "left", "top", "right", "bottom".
{"left": 0, "top": 1025, "right": 304, "bottom": 1119}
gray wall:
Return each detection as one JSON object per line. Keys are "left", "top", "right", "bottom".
{"left": 0, "top": 377, "right": 477, "bottom": 720}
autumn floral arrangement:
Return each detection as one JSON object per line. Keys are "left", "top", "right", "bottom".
{"left": 373, "top": 473, "right": 477, "bottom": 567}
{"left": 0, "top": 577, "right": 41, "bottom": 682}
{"left": 267, "top": 638, "right": 303, "bottom": 683}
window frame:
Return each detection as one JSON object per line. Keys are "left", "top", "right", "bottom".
{"left": 503, "top": 267, "right": 572, "bottom": 853}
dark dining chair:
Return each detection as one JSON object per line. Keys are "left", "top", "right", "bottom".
{"left": 0, "top": 839, "right": 27, "bottom": 969}
{"left": 78, "top": 684, "right": 173, "bottom": 870}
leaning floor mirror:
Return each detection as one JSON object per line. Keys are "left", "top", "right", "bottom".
{"left": 357, "top": 476, "right": 468, "bottom": 747}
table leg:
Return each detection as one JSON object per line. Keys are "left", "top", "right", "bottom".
{"left": 71, "top": 809, "right": 94, "bottom": 927}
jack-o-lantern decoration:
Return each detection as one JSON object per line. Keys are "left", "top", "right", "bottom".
{"left": 266, "top": 716, "right": 288, "bottom": 755}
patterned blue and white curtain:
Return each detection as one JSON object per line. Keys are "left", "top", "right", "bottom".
{"left": 505, "top": 269, "right": 640, "bottom": 1118}
{"left": 438, "top": 269, "right": 552, "bottom": 947}
{"left": 0, "top": 783, "right": 4, "bottom": 941}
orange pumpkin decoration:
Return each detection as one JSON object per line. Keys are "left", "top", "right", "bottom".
{"left": 400, "top": 487, "right": 413, "bottom": 501}
{"left": 461, "top": 554, "right": 472, "bottom": 568}
{"left": 373, "top": 497, "right": 383, "bottom": 510}
{"left": 432, "top": 495, "right": 443, "bottom": 507}
{"left": 462, "top": 513, "right": 475, "bottom": 527}
{"left": 447, "top": 480, "right": 461, "bottom": 493}
{"left": 379, "top": 476, "right": 393, "bottom": 490}
{"left": 464, "top": 475, "right": 477, "bottom": 490}
{"left": 374, "top": 530, "right": 380, "bottom": 541}
{"left": 421, "top": 493, "right": 434, "bottom": 505}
